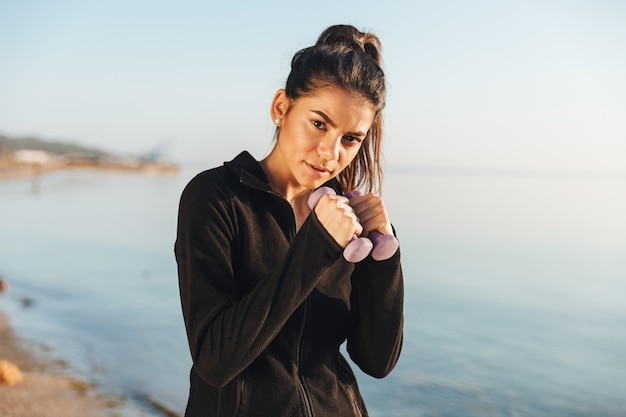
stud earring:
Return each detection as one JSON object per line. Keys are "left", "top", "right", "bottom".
{"left": 275, "top": 118, "right": 281, "bottom": 125}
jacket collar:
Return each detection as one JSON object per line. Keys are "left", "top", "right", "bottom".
{"left": 224, "top": 151, "right": 342, "bottom": 194}
{"left": 224, "top": 151, "right": 271, "bottom": 191}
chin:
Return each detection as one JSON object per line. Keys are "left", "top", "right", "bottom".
{"left": 299, "top": 178, "right": 324, "bottom": 190}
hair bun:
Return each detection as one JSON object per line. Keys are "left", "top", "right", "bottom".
{"left": 316, "top": 24, "right": 382, "bottom": 66}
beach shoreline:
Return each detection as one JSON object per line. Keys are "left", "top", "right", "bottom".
{"left": 0, "top": 166, "right": 189, "bottom": 416}
{"left": 0, "top": 155, "right": 179, "bottom": 181}
{"left": 0, "top": 310, "right": 125, "bottom": 417}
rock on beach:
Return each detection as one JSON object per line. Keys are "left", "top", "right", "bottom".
{"left": 0, "top": 360, "right": 23, "bottom": 385}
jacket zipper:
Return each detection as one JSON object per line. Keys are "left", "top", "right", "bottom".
{"left": 241, "top": 177, "right": 314, "bottom": 415}
{"left": 297, "top": 299, "right": 314, "bottom": 417}
{"left": 239, "top": 178, "right": 297, "bottom": 234}
{"left": 239, "top": 177, "right": 286, "bottom": 202}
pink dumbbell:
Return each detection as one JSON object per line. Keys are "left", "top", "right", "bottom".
{"left": 308, "top": 186, "right": 399, "bottom": 262}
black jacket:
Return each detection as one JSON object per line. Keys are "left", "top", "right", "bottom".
{"left": 175, "top": 151, "right": 404, "bottom": 417}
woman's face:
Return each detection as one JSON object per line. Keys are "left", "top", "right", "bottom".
{"left": 270, "top": 85, "right": 376, "bottom": 191}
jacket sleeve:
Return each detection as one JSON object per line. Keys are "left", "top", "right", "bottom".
{"left": 346, "top": 244, "right": 404, "bottom": 378}
{"left": 175, "top": 177, "right": 348, "bottom": 387}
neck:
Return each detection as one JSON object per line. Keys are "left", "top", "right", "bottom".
{"left": 260, "top": 153, "right": 312, "bottom": 231}
{"left": 260, "top": 153, "right": 310, "bottom": 206}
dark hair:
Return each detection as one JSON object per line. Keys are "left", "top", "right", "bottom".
{"left": 284, "top": 24, "right": 386, "bottom": 193}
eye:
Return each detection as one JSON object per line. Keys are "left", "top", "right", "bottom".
{"left": 343, "top": 135, "right": 363, "bottom": 145}
{"left": 312, "top": 120, "right": 326, "bottom": 130}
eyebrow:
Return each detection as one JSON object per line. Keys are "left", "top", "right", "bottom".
{"left": 311, "top": 110, "right": 367, "bottom": 137}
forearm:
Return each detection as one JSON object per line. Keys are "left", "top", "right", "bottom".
{"left": 177, "top": 212, "right": 347, "bottom": 387}
{"left": 347, "top": 249, "right": 404, "bottom": 378}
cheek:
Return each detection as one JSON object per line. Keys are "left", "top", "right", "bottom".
{"left": 339, "top": 147, "right": 361, "bottom": 167}
{"left": 279, "top": 125, "right": 305, "bottom": 150}
{"left": 288, "top": 122, "right": 312, "bottom": 144}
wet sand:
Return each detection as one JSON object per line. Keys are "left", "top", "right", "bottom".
{"left": 0, "top": 312, "right": 122, "bottom": 417}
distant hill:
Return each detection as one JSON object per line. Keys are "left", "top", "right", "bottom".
{"left": 0, "top": 134, "right": 110, "bottom": 158}
{"left": 0, "top": 133, "right": 179, "bottom": 179}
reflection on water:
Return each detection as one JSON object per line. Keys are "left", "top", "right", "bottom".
{"left": 1, "top": 166, "right": 625, "bottom": 416}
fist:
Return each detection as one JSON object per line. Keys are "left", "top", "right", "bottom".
{"left": 314, "top": 193, "right": 363, "bottom": 248}
{"left": 346, "top": 192, "right": 394, "bottom": 237}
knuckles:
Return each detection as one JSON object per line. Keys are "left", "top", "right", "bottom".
{"left": 314, "top": 193, "right": 362, "bottom": 244}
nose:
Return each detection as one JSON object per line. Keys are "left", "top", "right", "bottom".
{"left": 317, "top": 135, "right": 340, "bottom": 162}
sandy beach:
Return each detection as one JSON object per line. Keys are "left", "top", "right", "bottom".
{"left": 0, "top": 311, "right": 123, "bottom": 417}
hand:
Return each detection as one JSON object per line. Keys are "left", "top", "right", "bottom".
{"left": 314, "top": 193, "right": 363, "bottom": 248}
{"left": 347, "top": 193, "right": 394, "bottom": 236}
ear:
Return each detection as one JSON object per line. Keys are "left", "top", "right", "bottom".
{"left": 270, "top": 89, "right": 290, "bottom": 124}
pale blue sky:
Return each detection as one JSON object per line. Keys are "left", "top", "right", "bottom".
{"left": 1, "top": 0, "right": 625, "bottom": 172}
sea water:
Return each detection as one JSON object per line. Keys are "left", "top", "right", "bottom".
{"left": 0, "top": 163, "right": 625, "bottom": 416}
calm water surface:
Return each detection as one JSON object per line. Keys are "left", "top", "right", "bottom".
{"left": 0, "top": 164, "right": 624, "bottom": 416}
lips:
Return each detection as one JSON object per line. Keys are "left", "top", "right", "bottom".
{"left": 306, "top": 162, "right": 332, "bottom": 177}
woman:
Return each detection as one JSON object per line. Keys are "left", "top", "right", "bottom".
{"left": 175, "top": 24, "right": 404, "bottom": 417}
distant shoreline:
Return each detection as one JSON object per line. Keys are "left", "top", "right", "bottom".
{"left": 0, "top": 156, "right": 179, "bottom": 181}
